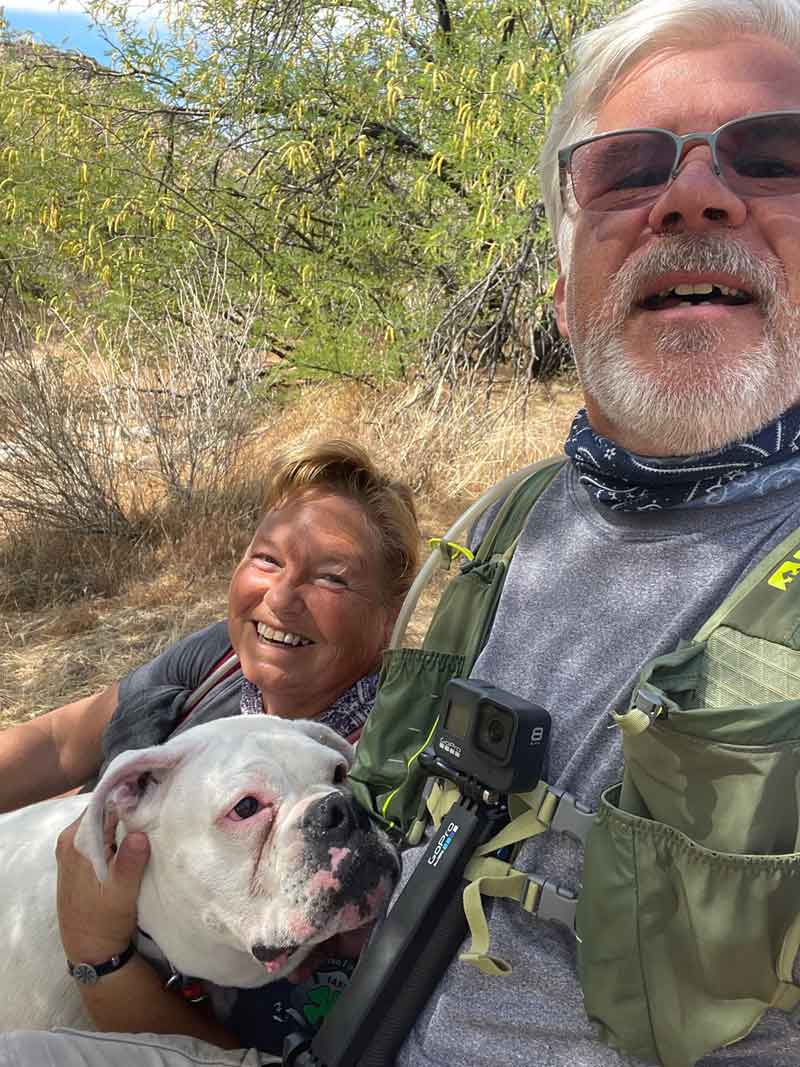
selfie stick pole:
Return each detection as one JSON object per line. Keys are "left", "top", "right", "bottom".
{"left": 284, "top": 775, "right": 506, "bottom": 1067}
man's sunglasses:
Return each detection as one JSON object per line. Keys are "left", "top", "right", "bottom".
{"left": 558, "top": 110, "right": 800, "bottom": 213}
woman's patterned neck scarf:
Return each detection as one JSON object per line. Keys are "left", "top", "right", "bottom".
{"left": 240, "top": 672, "right": 379, "bottom": 739}
{"left": 564, "top": 407, "right": 800, "bottom": 511}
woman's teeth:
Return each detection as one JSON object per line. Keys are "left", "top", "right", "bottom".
{"left": 256, "top": 623, "right": 312, "bottom": 646}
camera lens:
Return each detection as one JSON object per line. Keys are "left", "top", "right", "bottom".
{"left": 475, "top": 704, "right": 514, "bottom": 763}
{"left": 487, "top": 718, "right": 506, "bottom": 744}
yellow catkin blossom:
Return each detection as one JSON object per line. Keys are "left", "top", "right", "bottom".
{"left": 429, "top": 153, "right": 446, "bottom": 177}
{"left": 386, "top": 80, "right": 404, "bottom": 116}
{"left": 507, "top": 59, "right": 525, "bottom": 91}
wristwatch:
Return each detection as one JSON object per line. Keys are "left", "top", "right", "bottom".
{"left": 67, "top": 943, "right": 136, "bottom": 985}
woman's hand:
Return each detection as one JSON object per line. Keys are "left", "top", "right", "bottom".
{"left": 54, "top": 813, "right": 239, "bottom": 1045}
{"left": 56, "top": 810, "right": 150, "bottom": 965}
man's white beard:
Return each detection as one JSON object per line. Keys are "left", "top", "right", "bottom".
{"left": 569, "top": 236, "right": 800, "bottom": 456}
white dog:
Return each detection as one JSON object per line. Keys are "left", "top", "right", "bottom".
{"left": 0, "top": 715, "right": 398, "bottom": 1032}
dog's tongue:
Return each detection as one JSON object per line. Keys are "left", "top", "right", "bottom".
{"left": 258, "top": 945, "right": 300, "bottom": 974}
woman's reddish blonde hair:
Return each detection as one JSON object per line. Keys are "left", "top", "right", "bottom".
{"left": 262, "top": 439, "right": 420, "bottom": 608}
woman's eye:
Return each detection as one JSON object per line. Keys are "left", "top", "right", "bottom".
{"left": 333, "top": 763, "right": 347, "bottom": 784}
{"left": 320, "top": 573, "right": 347, "bottom": 587}
{"left": 231, "top": 796, "right": 262, "bottom": 820}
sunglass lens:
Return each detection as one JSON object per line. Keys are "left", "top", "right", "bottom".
{"left": 718, "top": 114, "right": 800, "bottom": 197}
{"left": 570, "top": 131, "right": 674, "bottom": 211}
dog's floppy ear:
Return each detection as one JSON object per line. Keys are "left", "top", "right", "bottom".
{"left": 74, "top": 738, "right": 195, "bottom": 882}
{"left": 293, "top": 720, "right": 354, "bottom": 767}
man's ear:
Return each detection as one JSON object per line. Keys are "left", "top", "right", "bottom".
{"left": 554, "top": 272, "right": 569, "bottom": 339}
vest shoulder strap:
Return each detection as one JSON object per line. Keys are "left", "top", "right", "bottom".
{"left": 694, "top": 523, "right": 800, "bottom": 647}
{"left": 474, "top": 457, "right": 566, "bottom": 564}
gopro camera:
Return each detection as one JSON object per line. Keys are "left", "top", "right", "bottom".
{"left": 433, "top": 678, "right": 551, "bottom": 794}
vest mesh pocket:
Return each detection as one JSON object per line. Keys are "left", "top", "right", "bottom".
{"left": 697, "top": 625, "right": 800, "bottom": 706}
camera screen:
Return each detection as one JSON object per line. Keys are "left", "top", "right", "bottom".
{"left": 444, "top": 697, "right": 471, "bottom": 739}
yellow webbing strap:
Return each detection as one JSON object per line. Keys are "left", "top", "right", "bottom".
{"left": 426, "top": 779, "right": 460, "bottom": 827}
{"left": 458, "top": 781, "right": 556, "bottom": 975}
{"left": 460, "top": 865, "right": 540, "bottom": 975}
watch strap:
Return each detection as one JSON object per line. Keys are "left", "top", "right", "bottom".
{"left": 67, "top": 942, "right": 136, "bottom": 985}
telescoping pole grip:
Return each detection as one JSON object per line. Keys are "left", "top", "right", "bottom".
{"left": 285, "top": 794, "right": 503, "bottom": 1067}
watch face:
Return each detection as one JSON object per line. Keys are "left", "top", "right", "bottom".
{"left": 72, "top": 963, "right": 99, "bottom": 985}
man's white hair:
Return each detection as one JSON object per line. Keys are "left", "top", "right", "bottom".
{"left": 539, "top": 0, "right": 800, "bottom": 267}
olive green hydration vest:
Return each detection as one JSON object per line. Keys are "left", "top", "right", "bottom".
{"left": 578, "top": 526, "right": 800, "bottom": 1066}
{"left": 351, "top": 461, "right": 800, "bottom": 1066}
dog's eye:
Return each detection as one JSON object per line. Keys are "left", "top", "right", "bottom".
{"left": 231, "top": 796, "right": 261, "bottom": 820}
{"left": 333, "top": 763, "right": 347, "bottom": 785}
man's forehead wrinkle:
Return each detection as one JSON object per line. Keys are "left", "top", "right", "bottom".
{"left": 595, "top": 35, "right": 800, "bottom": 135}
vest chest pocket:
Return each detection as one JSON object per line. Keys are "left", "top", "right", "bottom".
{"left": 577, "top": 630, "right": 800, "bottom": 1067}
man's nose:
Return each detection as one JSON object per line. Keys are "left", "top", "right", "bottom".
{"left": 647, "top": 147, "right": 747, "bottom": 234}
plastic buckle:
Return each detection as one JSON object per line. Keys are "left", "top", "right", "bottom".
{"left": 548, "top": 787, "right": 595, "bottom": 847}
{"left": 530, "top": 877, "right": 578, "bottom": 933}
{"left": 633, "top": 682, "right": 666, "bottom": 724}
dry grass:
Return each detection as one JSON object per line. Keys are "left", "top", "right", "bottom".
{"left": 0, "top": 377, "right": 580, "bottom": 728}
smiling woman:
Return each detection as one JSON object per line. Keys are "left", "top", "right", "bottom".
{"left": 0, "top": 439, "right": 419, "bottom": 809}
{"left": 225, "top": 442, "right": 419, "bottom": 724}
{"left": 228, "top": 491, "right": 392, "bottom": 720}
{"left": 0, "top": 438, "right": 419, "bottom": 1056}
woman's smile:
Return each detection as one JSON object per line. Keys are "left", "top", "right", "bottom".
{"left": 254, "top": 622, "right": 314, "bottom": 648}
{"left": 228, "top": 489, "right": 390, "bottom": 718}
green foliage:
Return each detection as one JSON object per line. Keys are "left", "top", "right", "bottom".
{"left": 0, "top": 0, "right": 621, "bottom": 376}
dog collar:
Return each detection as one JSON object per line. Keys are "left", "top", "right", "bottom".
{"left": 137, "top": 926, "right": 208, "bottom": 1004}
{"left": 67, "top": 942, "right": 136, "bottom": 985}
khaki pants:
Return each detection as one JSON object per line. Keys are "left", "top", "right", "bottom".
{"left": 0, "top": 1030, "right": 281, "bottom": 1066}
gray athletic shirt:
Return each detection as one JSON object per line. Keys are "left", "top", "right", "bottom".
{"left": 101, "top": 621, "right": 238, "bottom": 772}
{"left": 396, "top": 463, "right": 800, "bottom": 1067}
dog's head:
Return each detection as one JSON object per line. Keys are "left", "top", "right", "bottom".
{"left": 75, "top": 715, "right": 399, "bottom": 987}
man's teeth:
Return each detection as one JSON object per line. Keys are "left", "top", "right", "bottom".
{"left": 654, "top": 282, "right": 747, "bottom": 299}
{"left": 256, "top": 623, "right": 311, "bottom": 646}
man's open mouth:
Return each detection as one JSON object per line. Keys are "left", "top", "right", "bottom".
{"left": 639, "top": 282, "right": 753, "bottom": 311}
{"left": 255, "top": 622, "right": 313, "bottom": 647}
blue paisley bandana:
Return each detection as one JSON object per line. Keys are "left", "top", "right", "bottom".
{"left": 564, "top": 407, "right": 800, "bottom": 511}
{"left": 239, "top": 672, "right": 379, "bottom": 739}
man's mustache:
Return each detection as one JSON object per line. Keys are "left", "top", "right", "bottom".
{"left": 607, "top": 235, "right": 784, "bottom": 315}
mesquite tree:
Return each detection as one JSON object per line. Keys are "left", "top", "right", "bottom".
{"left": 0, "top": 0, "right": 621, "bottom": 382}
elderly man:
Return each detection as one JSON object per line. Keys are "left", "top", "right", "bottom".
{"left": 3, "top": 0, "right": 800, "bottom": 1065}
{"left": 393, "top": 0, "right": 800, "bottom": 1065}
